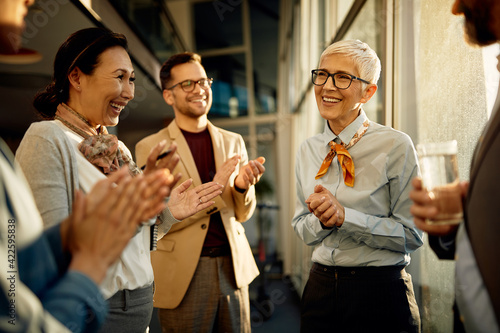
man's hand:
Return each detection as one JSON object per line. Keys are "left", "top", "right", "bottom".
{"left": 213, "top": 156, "right": 241, "bottom": 188}
{"left": 409, "top": 177, "right": 467, "bottom": 236}
{"left": 167, "top": 179, "right": 224, "bottom": 220}
{"left": 234, "top": 156, "right": 266, "bottom": 191}
{"left": 305, "top": 184, "right": 345, "bottom": 228}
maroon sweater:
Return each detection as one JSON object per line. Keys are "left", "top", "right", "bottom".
{"left": 181, "top": 128, "right": 229, "bottom": 248}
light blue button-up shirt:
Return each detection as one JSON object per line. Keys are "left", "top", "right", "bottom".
{"left": 292, "top": 110, "right": 423, "bottom": 267}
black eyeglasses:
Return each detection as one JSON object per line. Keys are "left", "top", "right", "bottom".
{"left": 311, "top": 69, "right": 370, "bottom": 89}
{"left": 167, "top": 78, "right": 213, "bottom": 92}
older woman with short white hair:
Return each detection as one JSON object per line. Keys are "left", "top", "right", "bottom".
{"left": 292, "top": 39, "right": 423, "bottom": 333}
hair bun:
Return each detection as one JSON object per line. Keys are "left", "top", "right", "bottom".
{"left": 33, "top": 82, "right": 60, "bottom": 119}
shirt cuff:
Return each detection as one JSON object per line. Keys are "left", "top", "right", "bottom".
{"left": 157, "top": 204, "right": 181, "bottom": 239}
{"left": 438, "top": 233, "right": 457, "bottom": 251}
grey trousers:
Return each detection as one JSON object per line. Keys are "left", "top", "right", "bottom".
{"left": 98, "top": 283, "right": 154, "bottom": 333}
{"left": 158, "top": 255, "right": 251, "bottom": 333}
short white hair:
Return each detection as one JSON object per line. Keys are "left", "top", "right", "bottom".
{"left": 320, "top": 39, "right": 381, "bottom": 84}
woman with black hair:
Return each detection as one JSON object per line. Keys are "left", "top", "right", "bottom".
{"left": 16, "top": 27, "right": 223, "bottom": 332}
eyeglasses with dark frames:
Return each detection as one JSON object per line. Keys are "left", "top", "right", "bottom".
{"left": 167, "top": 78, "right": 214, "bottom": 92}
{"left": 311, "top": 69, "right": 370, "bottom": 90}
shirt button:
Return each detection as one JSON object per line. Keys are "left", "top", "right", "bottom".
{"left": 201, "top": 224, "right": 207, "bottom": 229}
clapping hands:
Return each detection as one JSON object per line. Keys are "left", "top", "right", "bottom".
{"left": 142, "top": 140, "right": 182, "bottom": 190}
{"left": 306, "top": 184, "right": 345, "bottom": 228}
{"left": 234, "top": 156, "right": 266, "bottom": 191}
{"left": 167, "top": 179, "right": 224, "bottom": 220}
{"left": 62, "top": 167, "right": 173, "bottom": 283}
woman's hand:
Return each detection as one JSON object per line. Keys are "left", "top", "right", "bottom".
{"left": 167, "top": 179, "right": 224, "bottom": 220}
{"left": 143, "top": 140, "right": 182, "bottom": 185}
{"left": 305, "top": 184, "right": 345, "bottom": 228}
{"left": 63, "top": 168, "right": 173, "bottom": 283}
{"left": 141, "top": 140, "right": 182, "bottom": 206}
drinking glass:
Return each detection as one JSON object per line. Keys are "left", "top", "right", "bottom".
{"left": 416, "top": 140, "right": 462, "bottom": 225}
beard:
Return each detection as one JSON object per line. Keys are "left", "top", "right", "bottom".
{"left": 460, "top": 1, "right": 497, "bottom": 46}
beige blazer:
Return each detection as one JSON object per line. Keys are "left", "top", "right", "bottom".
{"left": 135, "top": 120, "right": 259, "bottom": 309}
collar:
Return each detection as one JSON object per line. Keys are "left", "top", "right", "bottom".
{"left": 320, "top": 109, "right": 369, "bottom": 146}
{"left": 169, "top": 119, "right": 218, "bottom": 139}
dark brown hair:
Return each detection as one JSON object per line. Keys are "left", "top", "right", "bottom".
{"left": 159, "top": 52, "right": 202, "bottom": 90}
{"left": 33, "top": 27, "right": 128, "bottom": 119}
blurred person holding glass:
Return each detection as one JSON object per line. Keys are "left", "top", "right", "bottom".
{"left": 292, "top": 39, "right": 423, "bottom": 333}
{"left": 410, "top": 0, "right": 500, "bottom": 331}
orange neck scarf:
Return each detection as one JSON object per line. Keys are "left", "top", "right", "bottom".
{"left": 315, "top": 120, "right": 369, "bottom": 187}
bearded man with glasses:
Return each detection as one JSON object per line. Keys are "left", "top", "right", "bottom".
{"left": 292, "top": 39, "right": 423, "bottom": 333}
{"left": 136, "top": 52, "right": 265, "bottom": 332}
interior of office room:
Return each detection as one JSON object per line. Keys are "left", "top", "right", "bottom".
{"left": 1, "top": 0, "right": 499, "bottom": 332}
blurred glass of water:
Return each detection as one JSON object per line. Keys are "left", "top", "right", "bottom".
{"left": 417, "top": 141, "right": 463, "bottom": 225}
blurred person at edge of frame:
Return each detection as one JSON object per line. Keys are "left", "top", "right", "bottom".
{"left": 410, "top": 0, "right": 500, "bottom": 332}
{"left": 0, "top": 0, "right": 175, "bottom": 332}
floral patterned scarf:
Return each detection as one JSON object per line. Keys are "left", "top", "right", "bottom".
{"left": 55, "top": 103, "right": 140, "bottom": 176}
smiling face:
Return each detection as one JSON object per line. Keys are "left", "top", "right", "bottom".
{"left": 163, "top": 61, "right": 212, "bottom": 120}
{"left": 75, "top": 46, "right": 135, "bottom": 127}
{"left": 315, "top": 53, "right": 376, "bottom": 134}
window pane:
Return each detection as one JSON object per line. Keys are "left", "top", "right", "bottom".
{"left": 109, "top": 0, "right": 182, "bottom": 62}
{"left": 337, "top": 0, "right": 355, "bottom": 29}
{"left": 194, "top": 1, "right": 243, "bottom": 51}
{"left": 250, "top": 1, "right": 279, "bottom": 115}
{"left": 204, "top": 54, "right": 248, "bottom": 118}
{"left": 343, "top": 0, "right": 384, "bottom": 124}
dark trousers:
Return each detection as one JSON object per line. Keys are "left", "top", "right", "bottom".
{"left": 300, "top": 263, "right": 421, "bottom": 333}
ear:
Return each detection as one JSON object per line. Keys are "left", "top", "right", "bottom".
{"left": 162, "top": 89, "right": 174, "bottom": 106}
{"left": 67, "top": 67, "right": 83, "bottom": 91}
{"left": 360, "top": 84, "right": 377, "bottom": 104}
